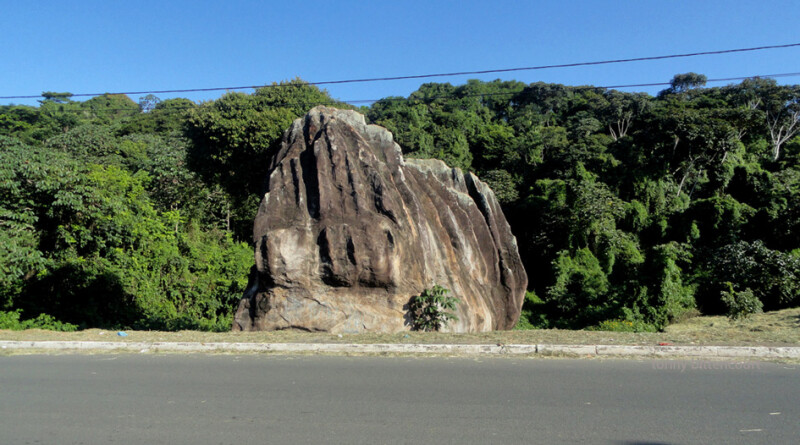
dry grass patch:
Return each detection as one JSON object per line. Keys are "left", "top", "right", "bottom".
{"left": 662, "top": 307, "right": 800, "bottom": 345}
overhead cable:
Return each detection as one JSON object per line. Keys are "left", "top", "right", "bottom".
{"left": 1, "top": 43, "right": 799, "bottom": 100}
{"left": 13, "top": 72, "right": 800, "bottom": 113}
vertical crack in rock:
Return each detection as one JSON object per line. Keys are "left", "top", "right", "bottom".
{"left": 299, "top": 148, "right": 320, "bottom": 220}
{"left": 316, "top": 228, "right": 348, "bottom": 287}
{"left": 290, "top": 158, "right": 302, "bottom": 207}
{"left": 346, "top": 236, "right": 357, "bottom": 266}
{"left": 233, "top": 106, "right": 527, "bottom": 333}
{"left": 371, "top": 172, "right": 398, "bottom": 224}
{"left": 343, "top": 148, "right": 360, "bottom": 215}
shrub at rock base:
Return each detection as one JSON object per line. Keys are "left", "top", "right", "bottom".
{"left": 408, "top": 285, "right": 460, "bottom": 332}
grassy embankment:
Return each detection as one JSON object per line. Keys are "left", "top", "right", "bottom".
{"left": 1, "top": 308, "right": 798, "bottom": 347}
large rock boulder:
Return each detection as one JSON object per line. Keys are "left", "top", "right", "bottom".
{"left": 232, "top": 106, "right": 527, "bottom": 333}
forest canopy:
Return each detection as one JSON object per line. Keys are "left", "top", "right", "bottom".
{"left": 1, "top": 75, "right": 798, "bottom": 332}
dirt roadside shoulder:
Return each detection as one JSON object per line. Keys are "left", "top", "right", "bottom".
{"left": 2, "top": 308, "right": 798, "bottom": 360}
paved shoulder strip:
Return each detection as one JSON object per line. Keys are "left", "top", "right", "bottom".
{"left": 1, "top": 341, "right": 799, "bottom": 359}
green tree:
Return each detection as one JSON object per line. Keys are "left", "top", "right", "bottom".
{"left": 602, "top": 90, "right": 650, "bottom": 141}
{"left": 0, "top": 105, "right": 39, "bottom": 142}
{"left": 81, "top": 93, "right": 140, "bottom": 125}
{"left": 661, "top": 72, "right": 708, "bottom": 96}
{"left": 39, "top": 91, "right": 74, "bottom": 104}
{"left": 138, "top": 94, "right": 161, "bottom": 112}
{"left": 119, "top": 97, "right": 197, "bottom": 135}
{"left": 705, "top": 241, "right": 800, "bottom": 312}
{"left": 547, "top": 248, "right": 610, "bottom": 327}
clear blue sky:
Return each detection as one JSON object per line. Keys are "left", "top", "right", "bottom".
{"left": 3, "top": 0, "right": 800, "bottom": 107}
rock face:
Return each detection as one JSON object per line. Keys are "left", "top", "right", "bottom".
{"left": 232, "top": 106, "right": 527, "bottom": 333}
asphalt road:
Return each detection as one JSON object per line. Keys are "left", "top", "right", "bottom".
{"left": 1, "top": 354, "right": 797, "bottom": 444}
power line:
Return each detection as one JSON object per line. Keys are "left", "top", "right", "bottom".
{"left": 315, "top": 43, "right": 800, "bottom": 86}
{"left": 8, "top": 72, "right": 800, "bottom": 114}
{"left": 600, "top": 71, "right": 800, "bottom": 91}
{"left": 368, "top": 72, "right": 800, "bottom": 104}
{"left": 1, "top": 43, "right": 799, "bottom": 100}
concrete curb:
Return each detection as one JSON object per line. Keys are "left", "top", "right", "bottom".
{"left": 1, "top": 341, "right": 799, "bottom": 359}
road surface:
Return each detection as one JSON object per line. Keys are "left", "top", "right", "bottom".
{"left": 1, "top": 354, "right": 797, "bottom": 444}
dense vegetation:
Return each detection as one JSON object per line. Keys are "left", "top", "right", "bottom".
{"left": 1, "top": 75, "right": 798, "bottom": 331}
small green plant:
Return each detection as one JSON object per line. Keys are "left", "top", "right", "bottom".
{"left": 408, "top": 285, "right": 460, "bottom": 331}
{"left": 720, "top": 283, "right": 763, "bottom": 320}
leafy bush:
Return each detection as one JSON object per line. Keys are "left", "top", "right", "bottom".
{"left": 708, "top": 241, "right": 800, "bottom": 311}
{"left": 514, "top": 291, "right": 549, "bottom": 330}
{"left": 720, "top": 283, "right": 763, "bottom": 320}
{"left": 546, "top": 248, "right": 609, "bottom": 326}
{"left": 8, "top": 160, "right": 251, "bottom": 331}
{"left": 0, "top": 310, "right": 78, "bottom": 331}
{"left": 641, "top": 242, "right": 696, "bottom": 329}
{"left": 0, "top": 310, "right": 25, "bottom": 329}
{"left": 408, "top": 285, "right": 460, "bottom": 331}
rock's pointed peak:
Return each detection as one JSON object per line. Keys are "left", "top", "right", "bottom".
{"left": 306, "top": 105, "right": 367, "bottom": 128}
{"left": 310, "top": 106, "right": 398, "bottom": 147}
